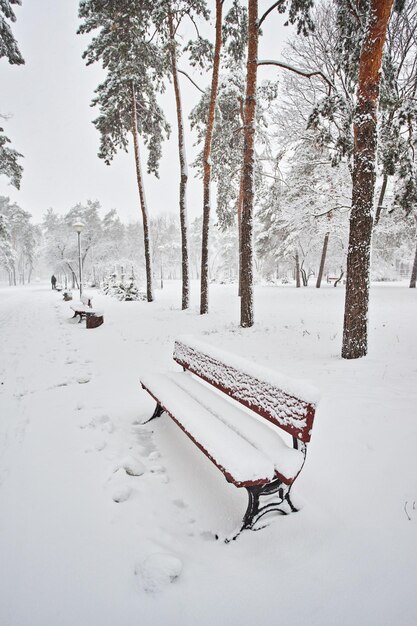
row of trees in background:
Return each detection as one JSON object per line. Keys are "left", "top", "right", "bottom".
{"left": 1, "top": 1, "right": 416, "bottom": 360}
{"left": 0, "top": 194, "right": 413, "bottom": 290}
{"left": 76, "top": 0, "right": 416, "bottom": 360}
{"left": 0, "top": 196, "right": 39, "bottom": 285}
{"left": 39, "top": 201, "right": 240, "bottom": 289}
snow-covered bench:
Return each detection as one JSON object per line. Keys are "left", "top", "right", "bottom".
{"left": 70, "top": 293, "right": 103, "bottom": 327}
{"left": 140, "top": 336, "right": 319, "bottom": 539}
{"left": 70, "top": 293, "right": 93, "bottom": 322}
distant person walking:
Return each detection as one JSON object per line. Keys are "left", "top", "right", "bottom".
{"left": 51, "top": 275, "right": 57, "bottom": 290}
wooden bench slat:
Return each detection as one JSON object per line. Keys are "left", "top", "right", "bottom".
{"left": 141, "top": 373, "right": 277, "bottom": 486}
{"left": 167, "top": 372, "right": 304, "bottom": 483}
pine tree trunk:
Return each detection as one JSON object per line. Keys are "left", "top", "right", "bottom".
{"left": 295, "top": 251, "right": 300, "bottom": 288}
{"left": 168, "top": 12, "right": 189, "bottom": 310}
{"left": 316, "top": 232, "right": 329, "bottom": 288}
{"left": 131, "top": 82, "right": 154, "bottom": 303}
{"left": 237, "top": 169, "right": 244, "bottom": 297}
{"left": 410, "top": 233, "right": 417, "bottom": 288}
{"left": 240, "top": 0, "right": 258, "bottom": 328}
{"left": 341, "top": 0, "right": 394, "bottom": 360}
{"left": 200, "top": 0, "right": 223, "bottom": 315}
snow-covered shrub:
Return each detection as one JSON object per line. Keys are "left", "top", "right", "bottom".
{"left": 101, "top": 272, "right": 146, "bottom": 301}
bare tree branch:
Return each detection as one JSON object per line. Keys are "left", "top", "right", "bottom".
{"left": 178, "top": 69, "right": 205, "bottom": 93}
{"left": 258, "top": 59, "right": 334, "bottom": 95}
{"left": 313, "top": 205, "right": 351, "bottom": 218}
{"left": 258, "top": 2, "right": 281, "bottom": 28}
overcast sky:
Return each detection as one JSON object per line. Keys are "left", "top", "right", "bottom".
{"left": 0, "top": 1, "right": 290, "bottom": 224}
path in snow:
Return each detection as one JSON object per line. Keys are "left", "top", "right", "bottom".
{"left": 0, "top": 281, "right": 416, "bottom": 626}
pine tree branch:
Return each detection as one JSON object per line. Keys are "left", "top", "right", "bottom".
{"left": 313, "top": 205, "right": 351, "bottom": 218}
{"left": 187, "top": 12, "right": 201, "bottom": 38}
{"left": 258, "top": 2, "right": 281, "bottom": 28}
{"left": 258, "top": 60, "right": 333, "bottom": 96}
{"left": 178, "top": 69, "right": 205, "bottom": 93}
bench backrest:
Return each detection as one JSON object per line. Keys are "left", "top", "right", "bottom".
{"left": 173, "top": 337, "right": 318, "bottom": 444}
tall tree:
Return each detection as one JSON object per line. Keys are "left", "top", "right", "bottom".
{"left": 342, "top": 0, "right": 394, "bottom": 359}
{"left": 410, "top": 218, "right": 417, "bottom": 288}
{"left": 0, "top": 0, "right": 24, "bottom": 188}
{"left": 167, "top": 9, "right": 190, "bottom": 309}
{"left": 153, "top": 0, "right": 210, "bottom": 310}
{"left": 200, "top": 0, "right": 224, "bottom": 315}
{"left": 240, "top": 0, "right": 313, "bottom": 327}
{"left": 240, "top": 0, "right": 258, "bottom": 326}
{"left": 78, "top": 0, "right": 170, "bottom": 302}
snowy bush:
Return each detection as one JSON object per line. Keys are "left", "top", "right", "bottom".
{"left": 101, "top": 272, "right": 146, "bottom": 301}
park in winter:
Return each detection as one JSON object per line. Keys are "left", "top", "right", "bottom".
{"left": 1, "top": 0, "right": 416, "bottom": 625}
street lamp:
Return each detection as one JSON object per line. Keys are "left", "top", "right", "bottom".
{"left": 73, "top": 221, "right": 85, "bottom": 298}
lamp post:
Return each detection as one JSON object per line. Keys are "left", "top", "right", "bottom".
{"left": 73, "top": 221, "right": 85, "bottom": 298}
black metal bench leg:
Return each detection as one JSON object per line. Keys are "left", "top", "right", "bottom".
{"left": 226, "top": 480, "right": 293, "bottom": 542}
{"left": 142, "top": 402, "right": 164, "bottom": 425}
{"left": 284, "top": 488, "right": 299, "bottom": 513}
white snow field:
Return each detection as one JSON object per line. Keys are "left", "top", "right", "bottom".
{"left": 0, "top": 280, "right": 416, "bottom": 626}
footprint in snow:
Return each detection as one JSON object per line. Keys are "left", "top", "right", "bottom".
{"left": 115, "top": 456, "right": 145, "bottom": 477}
{"left": 112, "top": 485, "right": 132, "bottom": 503}
{"left": 107, "top": 468, "right": 133, "bottom": 503}
{"left": 200, "top": 530, "right": 217, "bottom": 542}
{"left": 77, "top": 376, "right": 91, "bottom": 384}
{"left": 90, "top": 414, "right": 112, "bottom": 429}
{"left": 135, "top": 553, "right": 182, "bottom": 593}
{"left": 173, "top": 499, "right": 187, "bottom": 509}
{"left": 55, "top": 381, "right": 71, "bottom": 388}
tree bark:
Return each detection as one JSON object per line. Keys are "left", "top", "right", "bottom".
{"left": 295, "top": 250, "right": 300, "bottom": 288}
{"left": 237, "top": 169, "right": 244, "bottom": 297}
{"left": 240, "top": 0, "right": 258, "bottom": 327}
{"left": 168, "top": 12, "right": 189, "bottom": 310}
{"left": 316, "top": 232, "right": 329, "bottom": 288}
{"left": 131, "top": 82, "right": 154, "bottom": 303}
{"left": 410, "top": 230, "right": 417, "bottom": 288}
{"left": 200, "top": 0, "right": 223, "bottom": 315}
{"left": 342, "top": 0, "right": 394, "bottom": 360}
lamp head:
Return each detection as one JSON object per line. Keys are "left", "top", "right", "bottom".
{"left": 73, "top": 221, "right": 85, "bottom": 234}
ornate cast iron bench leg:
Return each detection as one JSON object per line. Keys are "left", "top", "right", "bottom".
{"left": 226, "top": 479, "right": 296, "bottom": 542}
{"left": 142, "top": 402, "right": 164, "bottom": 424}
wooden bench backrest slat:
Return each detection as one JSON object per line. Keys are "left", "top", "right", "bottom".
{"left": 173, "top": 340, "right": 316, "bottom": 443}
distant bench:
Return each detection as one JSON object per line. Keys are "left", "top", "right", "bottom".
{"left": 327, "top": 271, "right": 344, "bottom": 286}
{"left": 140, "top": 336, "right": 319, "bottom": 540}
{"left": 70, "top": 293, "right": 103, "bottom": 328}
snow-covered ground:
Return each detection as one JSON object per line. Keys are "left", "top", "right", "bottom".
{"left": 0, "top": 280, "right": 416, "bottom": 626}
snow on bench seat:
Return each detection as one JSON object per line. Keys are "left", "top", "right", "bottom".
{"left": 70, "top": 302, "right": 90, "bottom": 312}
{"left": 164, "top": 371, "right": 304, "bottom": 483}
{"left": 141, "top": 372, "right": 277, "bottom": 486}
